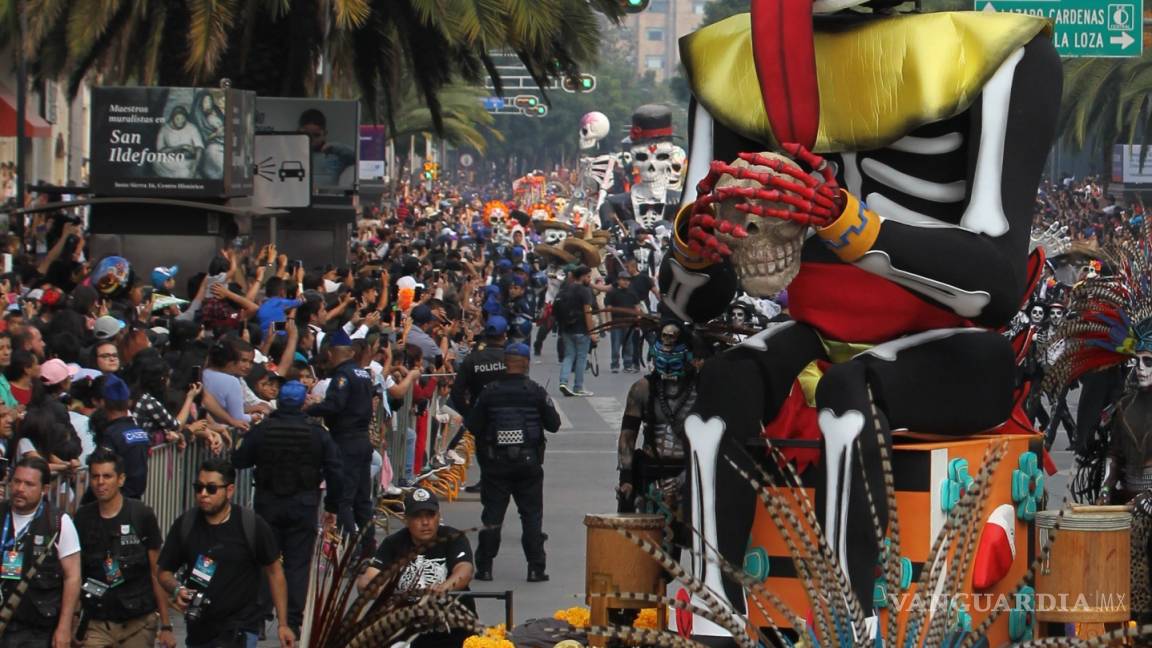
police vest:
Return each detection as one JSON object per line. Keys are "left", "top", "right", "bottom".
{"left": 73, "top": 499, "right": 155, "bottom": 620}
{"left": 0, "top": 500, "right": 63, "bottom": 629}
{"left": 256, "top": 417, "right": 322, "bottom": 497}
{"left": 483, "top": 380, "right": 546, "bottom": 451}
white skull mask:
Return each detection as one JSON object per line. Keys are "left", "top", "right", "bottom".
{"left": 713, "top": 153, "right": 806, "bottom": 297}
{"left": 632, "top": 141, "right": 676, "bottom": 190}
{"left": 1137, "top": 351, "right": 1152, "bottom": 388}
{"left": 1029, "top": 305, "right": 1046, "bottom": 326}
{"left": 543, "top": 228, "right": 568, "bottom": 246}
{"left": 579, "top": 112, "right": 611, "bottom": 150}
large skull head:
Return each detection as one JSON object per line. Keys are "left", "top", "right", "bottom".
{"left": 1137, "top": 351, "right": 1152, "bottom": 389}
{"left": 579, "top": 112, "right": 611, "bottom": 150}
{"left": 670, "top": 146, "right": 687, "bottom": 191}
{"left": 486, "top": 205, "right": 510, "bottom": 243}
{"left": 632, "top": 141, "right": 675, "bottom": 190}
{"left": 713, "top": 153, "right": 806, "bottom": 297}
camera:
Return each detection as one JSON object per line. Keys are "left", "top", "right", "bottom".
{"left": 185, "top": 589, "right": 211, "bottom": 622}
{"left": 274, "top": 320, "right": 287, "bottom": 332}
{"left": 81, "top": 578, "right": 108, "bottom": 600}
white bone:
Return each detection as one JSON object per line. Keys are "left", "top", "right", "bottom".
{"left": 817, "top": 408, "right": 866, "bottom": 574}
{"left": 684, "top": 414, "right": 736, "bottom": 637}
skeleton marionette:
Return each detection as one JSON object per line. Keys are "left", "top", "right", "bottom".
{"left": 1044, "top": 229, "right": 1152, "bottom": 622}
{"left": 577, "top": 111, "right": 617, "bottom": 214}
{"left": 600, "top": 105, "right": 682, "bottom": 234}
{"left": 656, "top": 0, "right": 1061, "bottom": 639}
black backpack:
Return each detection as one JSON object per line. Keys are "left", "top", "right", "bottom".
{"left": 552, "top": 286, "right": 583, "bottom": 331}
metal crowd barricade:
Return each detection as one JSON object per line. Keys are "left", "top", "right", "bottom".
{"left": 142, "top": 440, "right": 256, "bottom": 533}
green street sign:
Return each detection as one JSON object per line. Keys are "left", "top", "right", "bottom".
{"left": 975, "top": 0, "right": 1143, "bottom": 58}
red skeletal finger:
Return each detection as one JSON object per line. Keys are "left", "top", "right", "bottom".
{"left": 736, "top": 152, "right": 820, "bottom": 188}
{"left": 734, "top": 202, "right": 831, "bottom": 228}
{"left": 714, "top": 185, "right": 834, "bottom": 219}
{"left": 711, "top": 164, "right": 837, "bottom": 213}
{"left": 780, "top": 142, "right": 840, "bottom": 189}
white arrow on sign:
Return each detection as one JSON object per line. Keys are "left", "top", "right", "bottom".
{"left": 1111, "top": 31, "right": 1137, "bottom": 49}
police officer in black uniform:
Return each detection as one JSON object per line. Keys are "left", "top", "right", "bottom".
{"left": 466, "top": 342, "right": 561, "bottom": 583}
{"left": 74, "top": 448, "right": 171, "bottom": 648}
{"left": 305, "top": 329, "right": 375, "bottom": 544}
{"left": 451, "top": 315, "right": 508, "bottom": 494}
{"left": 232, "top": 380, "right": 344, "bottom": 637}
{"left": 0, "top": 456, "right": 82, "bottom": 648}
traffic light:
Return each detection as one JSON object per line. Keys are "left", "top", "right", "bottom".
{"left": 513, "top": 95, "right": 540, "bottom": 109}
{"left": 422, "top": 161, "right": 435, "bottom": 180}
{"left": 530, "top": 105, "right": 548, "bottom": 117}
{"left": 622, "top": 0, "right": 649, "bottom": 12}
{"left": 561, "top": 74, "right": 597, "bottom": 93}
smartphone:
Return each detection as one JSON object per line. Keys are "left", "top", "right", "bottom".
{"left": 191, "top": 365, "right": 202, "bottom": 382}
{"left": 274, "top": 321, "right": 287, "bottom": 332}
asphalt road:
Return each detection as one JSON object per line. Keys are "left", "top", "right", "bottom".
{"left": 238, "top": 339, "right": 1085, "bottom": 642}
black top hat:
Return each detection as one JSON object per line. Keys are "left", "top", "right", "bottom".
{"left": 629, "top": 104, "right": 674, "bottom": 146}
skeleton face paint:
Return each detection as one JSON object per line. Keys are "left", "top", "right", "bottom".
{"left": 1137, "top": 352, "right": 1152, "bottom": 388}
{"left": 713, "top": 153, "right": 806, "bottom": 298}
{"left": 579, "top": 112, "right": 611, "bottom": 150}
{"left": 1029, "top": 305, "right": 1045, "bottom": 326}
{"left": 1048, "top": 305, "right": 1065, "bottom": 327}
{"left": 660, "top": 323, "right": 681, "bottom": 351}
{"left": 731, "top": 306, "right": 748, "bottom": 326}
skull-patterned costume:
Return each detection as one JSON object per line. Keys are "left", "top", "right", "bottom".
{"left": 575, "top": 112, "right": 618, "bottom": 215}
{"left": 599, "top": 105, "right": 682, "bottom": 234}
{"left": 656, "top": 2, "right": 1061, "bottom": 638}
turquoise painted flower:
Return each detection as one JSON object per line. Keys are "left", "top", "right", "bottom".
{"left": 743, "top": 546, "right": 769, "bottom": 582}
{"left": 940, "top": 458, "right": 975, "bottom": 513}
{"left": 1011, "top": 452, "right": 1044, "bottom": 521}
{"left": 1008, "top": 585, "right": 1035, "bottom": 642}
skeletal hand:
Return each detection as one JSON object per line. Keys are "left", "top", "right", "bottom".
{"left": 1030, "top": 221, "right": 1071, "bottom": 258}
{"left": 686, "top": 143, "right": 842, "bottom": 263}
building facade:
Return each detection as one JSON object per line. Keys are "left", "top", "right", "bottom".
{"left": 625, "top": 0, "right": 707, "bottom": 82}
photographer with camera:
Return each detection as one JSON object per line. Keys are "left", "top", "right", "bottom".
{"left": 73, "top": 448, "right": 173, "bottom": 648}
{"left": 157, "top": 458, "right": 293, "bottom": 648}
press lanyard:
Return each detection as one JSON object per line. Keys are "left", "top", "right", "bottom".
{"left": 1, "top": 499, "right": 44, "bottom": 551}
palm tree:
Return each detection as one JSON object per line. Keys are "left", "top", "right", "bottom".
{"left": 1059, "top": 52, "right": 1152, "bottom": 180}
{"left": 7, "top": 0, "right": 626, "bottom": 131}
{"left": 388, "top": 81, "right": 503, "bottom": 152}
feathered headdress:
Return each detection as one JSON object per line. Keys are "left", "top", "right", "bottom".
{"left": 1043, "top": 221, "right": 1152, "bottom": 393}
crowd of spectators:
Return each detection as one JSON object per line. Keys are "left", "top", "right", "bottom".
{"left": 1034, "top": 174, "right": 1147, "bottom": 248}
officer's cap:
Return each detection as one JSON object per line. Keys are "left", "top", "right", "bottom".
{"left": 484, "top": 316, "right": 508, "bottom": 337}
{"left": 327, "top": 329, "right": 352, "bottom": 348}
{"left": 279, "top": 381, "right": 308, "bottom": 410}
{"left": 504, "top": 342, "right": 531, "bottom": 358}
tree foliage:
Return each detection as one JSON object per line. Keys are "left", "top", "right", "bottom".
{"left": 5, "top": 0, "right": 627, "bottom": 133}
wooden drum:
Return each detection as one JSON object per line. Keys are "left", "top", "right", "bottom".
{"left": 584, "top": 513, "right": 666, "bottom": 608}
{"left": 1035, "top": 507, "right": 1132, "bottom": 623}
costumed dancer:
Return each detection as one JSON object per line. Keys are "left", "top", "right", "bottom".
{"left": 599, "top": 106, "right": 682, "bottom": 235}
{"left": 658, "top": 0, "right": 1060, "bottom": 637}
{"left": 1043, "top": 229, "right": 1152, "bottom": 623}
{"left": 617, "top": 320, "right": 698, "bottom": 519}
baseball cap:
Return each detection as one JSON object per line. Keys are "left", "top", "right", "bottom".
{"left": 484, "top": 316, "right": 508, "bottom": 337}
{"left": 404, "top": 487, "right": 440, "bottom": 514}
{"left": 94, "top": 316, "right": 125, "bottom": 340}
{"left": 278, "top": 380, "right": 308, "bottom": 409}
{"left": 504, "top": 342, "right": 531, "bottom": 358}
{"left": 102, "top": 374, "right": 131, "bottom": 401}
{"left": 496, "top": 259, "right": 512, "bottom": 271}
{"left": 411, "top": 305, "right": 435, "bottom": 325}
{"left": 151, "top": 265, "right": 179, "bottom": 289}
{"left": 40, "top": 359, "right": 77, "bottom": 386}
